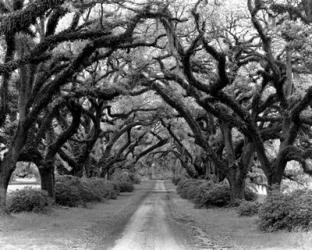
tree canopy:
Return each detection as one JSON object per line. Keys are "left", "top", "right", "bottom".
{"left": 1, "top": 0, "right": 312, "bottom": 213}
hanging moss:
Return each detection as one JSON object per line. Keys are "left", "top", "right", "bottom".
{"left": 0, "top": 0, "right": 65, "bottom": 35}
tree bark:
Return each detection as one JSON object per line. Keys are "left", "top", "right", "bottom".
{"left": 39, "top": 163, "right": 55, "bottom": 198}
{"left": 227, "top": 168, "right": 245, "bottom": 201}
{"left": 0, "top": 122, "right": 28, "bottom": 213}
{"left": 304, "top": 0, "right": 312, "bottom": 21}
{"left": 228, "top": 141, "right": 254, "bottom": 202}
{"left": 0, "top": 157, "right": 16, "bottom": 213}
{"left": 267, "top": 168, "right": 283, "bottom": 193}
{"left": 0, "top": 174, "right": 9, "bottom": 214}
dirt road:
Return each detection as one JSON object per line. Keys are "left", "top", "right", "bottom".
{"left": 110, "top": 180, "right": 192, "bottom": 250}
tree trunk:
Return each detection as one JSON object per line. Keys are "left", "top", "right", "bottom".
{"left": 0, "top": 156, "right": 18, "bottom": 214}
{"left": 267, "top": 171, "right": 283, "bottom": 194}
{"left": 0, "top": 176, "right": 8, "bottom": 214}
{"left": 304, "top": 0, "right": 312, "bottom": 21}
{"left": 227, "top": 168, "right": 245, "bottom": 202}
{"left": 267, "top": 151, "right": 288, "bottom": 193}
{"left": 228, "top": 142, "right": 254, "bottom": 202}
{"left": 39, "top": 164, "right": 55, "bottom": 198}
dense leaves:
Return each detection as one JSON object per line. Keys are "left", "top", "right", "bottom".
{"left": 237, "top": 201, "right": 260, "bottom": 217}
{"left": 177, "top": 178, "right": 257, "bottom": 208}
{"left": 259, "top": 190, "right": 312, "bottom": 232}
{"left": 7, "top": 188, "right": 50, "bottom": 213}
{"left": 55, "top": 176, "right": 119, "bottom": 207}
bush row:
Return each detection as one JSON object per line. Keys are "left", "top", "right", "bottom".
{"left": 176, "top": 178, "right": 257, "bottom": 208}
{"left": 7, "top": 176, "right": 136, "bottom": 212}
{"left": 259, "top": 189, "right": 312, "bottom": 232}
{"left": 175, "top": 177, "right": 312, "bottom": 232}
{"left": 55, "top": 176, "right": 123, "bottom": 207}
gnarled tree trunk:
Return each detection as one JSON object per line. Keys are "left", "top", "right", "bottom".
{"left": 0, "top": 163, "right": 12, "bottom": 214}
{"left": 39, "top": 162, "right": 55, "bottom": 198}
{"left": 0, "top": 121, "right": 28, "bottom": 213}
{"left": 227, "top": 168, "right": 246, "bottom": 201}
{"left": 227, "top": 141, "right": 254, "bottom": 202}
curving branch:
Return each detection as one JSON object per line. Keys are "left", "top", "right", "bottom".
{"left": 134, "top": 138, "right": 169, "bottom": 164}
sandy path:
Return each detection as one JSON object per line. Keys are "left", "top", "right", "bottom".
{"left": 111, "top": 180, "right": 190, "bottom": 250}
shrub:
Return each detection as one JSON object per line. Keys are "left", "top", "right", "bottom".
{"left": 55, "top": 177, "right": 82, "bottom": 207}
{"left": 111, "top": 181, "right": 121, "bottom": 195}
{"left": 55, "top": 176, "right": 120, "bottom": 207}
{"left": 237, "top": 201, "right": 260, "bottom": 216}
{"left": 81, "top": 178, "right": 119, "bottom": 200}
{"left": 172, "top": 176, "right": 182, "bottom": 185}
{"left": 128, "top": 173, "right": 141, "bottom": 184}
{"left": 176, "top": 179, "right": 203, "bottom": 199}
{"left": 177, "top": 179, "right": 258, "bottom": 208}
{"left": 197, "top": 184, "right": 258, "bottom": 208}
{"left": 79, "top": 178, "right": 102, "bottom": 202}
{"left": 259, "top": 190, "right": 312, "bottom": 232}
{"left": 99, "top": 181, "right": 119, "bottom": 199}
{"left": 196, "top": 183, "right": 231, "bottom": 207}
{"left": 245, "top": 187, "right": 258, "bottom": 202}
{"left": 110, "top": 170, "right": 141, "bottom": 185}
{"left": 117, "top": 182, "right": 134, "bottom": 192}
{"left": 193, "top": 181, "right": 215, "bottom": 205}
{"left": 7, "top": 188, "right": 49, "bottom": 213}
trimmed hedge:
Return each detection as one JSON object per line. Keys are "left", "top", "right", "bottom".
{"left": 196, "top": 183, "right": 231, "bottom": 207}
{"left": 7, "top": 175, "right": 137, "bottom": 211}
{"left": 7, "top": 188, "right": 49, "bottom": 213}
{"left": 118, "top": 182, "right": 134, "bottom": 192}
{"left": 55, "top": 176, "right": 120, "bottom": 207}
{"left": 55, "top": 182, "right": 82, "bottom": 207}
{"left": 128, "top": 173, "right": 141, "bottom": 184}
{"left": 237, "top": 201, "right": 260, "bottom": 216}
{"left": 177, "top": 178, "right": 257, "bottom": 208}
{"left": 111, "top": 170, "right": 140, "bottom": 185}
{"left": 259, "top": 190, "right": 312, "bottom": 232}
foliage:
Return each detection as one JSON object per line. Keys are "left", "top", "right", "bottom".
{"left": 237, "top": 201, "right": 260, "bottom": 217}
{"left": 55, "top": 175, "right": 119, "bottom": 207}
{"left": 172, "top": 176, "right": 183, "bottom": 185}
{"left": 193, "top": 180, "right": 220, "bottom": 206}
{"left": 7, "top": 188, "right": 49, "bottom": 213}
{"left": 55, "top": 176, "right": 83, "bottom": 207}
{"left": 176, "top": 178, "right": 205, "bottom": 200}
{"left": 128, "top": 173, "right": 141, "bottom": 184}
{"left": 2, "top": 0, "right": 312, "bottom": 218}
{"left": 111, "top": 170, "right": 140, "bottom": 185}
{"left": 79, "top": 178, "right": 103, "bottom": 202}
{"left": 177, "top": 178, "right": 257, "bottom": 208}
{"left": 259, "top": 190, "right": 312, "bottom": 232}
{"left": 117, "top": 181, "right": 134, "bottom": 192}
{"left": 245, "top": 187, "right": 258, "bottom": 202}
{"left": 87, "top": 178, "right": 119, "bottom": 200}
{"left": 196, "top": 183, "right": 231, "bottom": 208}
